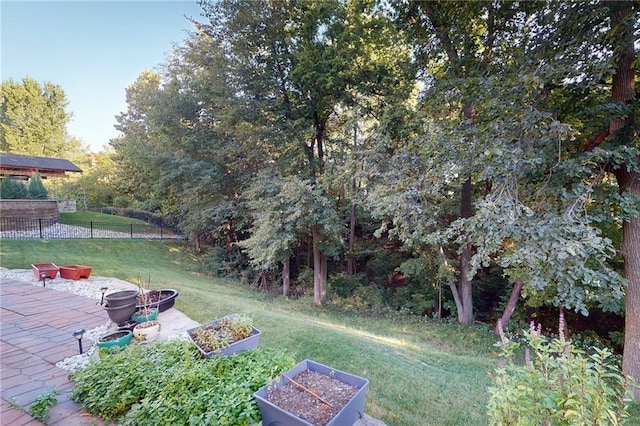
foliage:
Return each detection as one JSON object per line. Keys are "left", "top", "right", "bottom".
{"left": 3, "top": 239, "right": 639, "bottom": 425}
{"left": 28, "top": 388, "right": 59, "bottom": 422}
{"left": 0, "top": 176, "right": 27, "bottom": 198}
{"left": 0, "top": 77, "right": 81, "bottom": 156}
{"left": 26, "top": 174, "right": 47, "bottom": 199}
{"left": 328, "top": 272, "right": 364, "bottom": 298}
{"left": 487, "top": 319, "right": 635, "bottom": 425}
{"left": 190, "top": 315, "right": 254, "bottom": 353}
{"left": 70, "top": 341, "right": 295, "bottom": 425}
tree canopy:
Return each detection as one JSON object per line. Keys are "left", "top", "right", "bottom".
{"left": 105, "top": 0, "right": 639, "bottom": 399}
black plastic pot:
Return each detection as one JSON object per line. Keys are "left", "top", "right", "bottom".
{"left": 104, "top": 302, "right": 136, "bottom": 325}
{"left": 136, "top": 289, "right": 179, "bottom": 312}
{"left": 105, "top": 290, "right": 138, "bottom": 308}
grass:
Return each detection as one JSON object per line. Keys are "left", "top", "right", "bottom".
{"left": 60, "top": 211, "right": 147, "bottom": 225}
{"left": 1, "top": 239, "right": 638, "bottom": 425}
{"left": 58, "top": 211, "right": 170, "bottom": 236}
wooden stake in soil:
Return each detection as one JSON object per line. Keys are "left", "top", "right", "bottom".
{"left": 282, "top": 373, "right": 333, "bottom": 407}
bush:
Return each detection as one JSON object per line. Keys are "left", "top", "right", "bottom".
{"left": 70, "top": 341, "right": 295, "bottom": 425}
{"left": 0, "top": 176, "right": 27, "bottom": 198}
{"left": 27, "top": 174, "right": 47, "bottom": 199}
{"left": 487, "top": 317, "right": 635, "bottom": 425}
{"left": 328, "top": 272, "right": 364, "bottom": 298}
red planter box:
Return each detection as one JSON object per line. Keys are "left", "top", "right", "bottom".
{"left": 31, "top": 263, "right": 59, "bottom": 280}
{"left": 59, "top": 264, "right": 92, "bottom": 280}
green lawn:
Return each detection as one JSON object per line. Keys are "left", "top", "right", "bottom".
{"left": 60, "top": 211, "right": 148, "bottom": 225}
{"left": 1, "top": 239, "right": 637, "bottom": 425}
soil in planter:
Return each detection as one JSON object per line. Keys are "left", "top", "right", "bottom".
{"left": 265, "top": 369, "right": 358, "bottom": 426}
{"left": 100, "top": 331, "right": 129, "bottom": 342}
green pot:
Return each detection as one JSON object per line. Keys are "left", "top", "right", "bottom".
{"left": 131, "top": 308, "right": 158, "bottom": 323}
{"left": 97, "top": 330, "right": 133, "bottom": 349}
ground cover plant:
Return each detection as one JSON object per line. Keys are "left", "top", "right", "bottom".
{"left": 2, "top": 239, "right": 638, "bottom": 425}
{"left": 70, "top": 342, "right": 295, "bottom": 425}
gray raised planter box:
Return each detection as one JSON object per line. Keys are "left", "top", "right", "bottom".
{"left": 254, "top": 359, "right": 369, "bottom": 426}
{"left": 186, "top": 314, "right": 261, "bottom": 357}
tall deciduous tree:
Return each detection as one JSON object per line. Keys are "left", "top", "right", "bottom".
{"left": 200, "top": 0, "right": 413, "bottom": 305}
{"left": 0, "top": 77, "right": 80, "bottom": 156}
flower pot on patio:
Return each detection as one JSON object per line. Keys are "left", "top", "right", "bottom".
{"left": 133, "top": 320, "right": 161, "bottom": 343}
{"left": 104, "top": 302, "right": 137, "bottom": 325}
{"left": 31, "top": 263, "right": 59, "bottom": 280}
{"left": 97, "top": 330, "right": 133, "bottom": 350}
{"left": 136, "top": 289, "right": 179, "bottom": 312}
{"left": 254, "top": 359, "right": 369, "bottom": 426}
{"left": 131, "top": 308, "right": 158, "bottom": 323}
{"left": 186, "top": 314, "right": 260, "bottom": 358}
{"left": 104, "top": 290, "right": 138, "bottom": 308}
{"left": 59, "top": 264, "right": 92, "bottom": 280}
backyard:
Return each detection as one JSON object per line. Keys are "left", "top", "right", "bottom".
{"left": 1, "top": 237, "right": 499, "bottom": 425}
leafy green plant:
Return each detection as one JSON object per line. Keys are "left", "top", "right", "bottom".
{"left": 487, "top": 316, "right": 635, "bottom": 425}
{"left": 191, "top": 315, "right": 254, "bottom": 352}
{"left": 29, "top": 388, "right": 59, "bottom": 422}
{"left": 70, "top": 341, "right": 294, "bottom": 425}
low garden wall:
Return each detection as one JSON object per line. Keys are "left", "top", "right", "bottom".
{"left": 0, "top": 200, "right": 59, "bottom": 231}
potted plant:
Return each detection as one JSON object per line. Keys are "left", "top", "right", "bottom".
{"left": 96, "top": 330, "right": 133, "bottom": 350}
{"left": 254, "top": 359, "right": 369, "bottom": 426}
{"left": 186, "top": 314, "right": 261, "bottom": 357}
{"left": 133, "top": 320, "right": 161, "bottom": 343}
{"left": 136, "top": 289, "right": 179, "bottom": 313}
{"left": 131, "top": 277, "right": 160, "bottom": 323}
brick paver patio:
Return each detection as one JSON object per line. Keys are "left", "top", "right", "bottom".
{"left": 1, "top": 278, "right": 112, "bottom": 425}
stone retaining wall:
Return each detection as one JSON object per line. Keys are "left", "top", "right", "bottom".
{"left": 0, "top": 199, "right": 60, "bottom": 220}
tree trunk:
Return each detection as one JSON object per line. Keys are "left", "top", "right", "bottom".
{"left": 495, "top": 279, "right": 524, "bottom": 333}
{"left": 346, "top": 199, "right": 357, "bottom": 275}
{"left": 609, "top": 2, "right": 639, "bottom": 402}
{"left": 312, "top": 224, "right": 327, "bottom": 306}
{"left": 282, "top": 257, "right": 290, "bottom": 297}
{"left": 458, "top": 176, "right": 474, "bottom": 324}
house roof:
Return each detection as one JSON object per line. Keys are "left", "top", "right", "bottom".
{"left": 0, "top": 152, "right": 83, "bottom": 178}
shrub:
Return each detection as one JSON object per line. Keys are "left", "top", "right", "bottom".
{"left": 328, "top": 272, "right": 364, "bottom": 298}
{"left": 70, "top": 341, "right": 295, "bottom": 425}
{"left": 27, "top": 174, "right": 47, "bottom": 199}
{"left": 0, "top": 176, "right": 27, "bottom": 198}
{"left": 487, "top": 316, "right": 635, "bottom": 425}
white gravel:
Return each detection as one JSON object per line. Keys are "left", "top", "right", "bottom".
{"left": 0, "top": 222, "right": 179, "bottom": 239}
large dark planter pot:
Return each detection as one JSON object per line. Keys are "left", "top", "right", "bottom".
{"left": 136, "top": 289, "right": 179, "bottom": 313}
{"left": 104, "top": 290, "right": 138, "bottom": 308}
{"left": 104, "top": 302, "right": 137, "bottom": 325}
{"left": 254, "top": 359, "right": 369, "bottom": 426}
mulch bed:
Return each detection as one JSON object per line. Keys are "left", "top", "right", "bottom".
{"left": 265, "top": 369, "right": 358, "bottom": 426}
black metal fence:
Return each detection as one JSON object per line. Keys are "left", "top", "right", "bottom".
{"left": 0, "top": 217, "right": 180, "bottom": 240}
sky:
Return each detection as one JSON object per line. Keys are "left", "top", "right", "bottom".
{"left": 1, "top": 0, "right": 205, "bottom": 152}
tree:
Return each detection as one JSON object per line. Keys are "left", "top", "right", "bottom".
{"left": 200, "top": 0, "right": 413, "bottom": 305}
{"left": 0, "top": 77, "right": 79, "bottom": 157}
{"left": 26, "top": 173, "right": 47, "bottom": 199}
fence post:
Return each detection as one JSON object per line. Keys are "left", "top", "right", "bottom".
{"left": 90, "top": 221, "right": 94, "bottom": 238}
{"left": 39, "top": 219, "right": 43, "bottom": 239}
{"left": 130, "top": 224, "right": 133, "bottom": 238}
{"left": 160, "top": 226, "right": 163, "bottom": 239}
